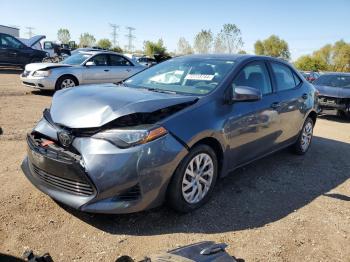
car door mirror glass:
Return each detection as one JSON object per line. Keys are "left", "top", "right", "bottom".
{"left": 232, "top": 86, "right": 262, "bottom": 102}
{"left": 85, "top": 61, "right": 96, "bottom": 66}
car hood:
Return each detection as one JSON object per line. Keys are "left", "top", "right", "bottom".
{"left": 18, "top": 35, "right": 46, "bottom": 47}
{"left": 50, "top": 84, "right": 198, "bottom": 128}
{"left": 25, "top": 63, "right": 72, "bottom": 72}
{"left": 314, "top": 85, "right": 350, "bottom": 98}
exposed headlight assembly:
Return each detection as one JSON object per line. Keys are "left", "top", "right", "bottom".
{"left": 93, "top": 126, "right": 168, "bottom": 148}
{"left": 33, "top": 70, "right": 51, "bottom": 77}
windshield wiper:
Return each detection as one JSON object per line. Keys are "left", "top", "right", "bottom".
{"left": 147, "top": 88, "right": 178, "bottom": 94}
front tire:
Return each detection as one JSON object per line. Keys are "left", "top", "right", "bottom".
{"left": 55, "top": 76, "right": 78, "bottom": 91}
{"left": 292, "top": 117, "right": 314, "bottom": 155}
{"left": 167, "top": 144, "right": 218, "bottom": 213}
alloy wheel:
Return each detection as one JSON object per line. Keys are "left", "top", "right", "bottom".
{"left": 301, "top": 122, "right": 313, "bottom": 152}
{"left": 61, "top": 79, "right": 75, "bottom": 89}
{"left": 182, "top": 153, "right": 214, "bottom": 204}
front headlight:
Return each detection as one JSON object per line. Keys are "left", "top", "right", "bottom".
{"left": 33, "top": 70, "right": 51, "bottom": 77}
{"left": 93, "top": 126, "right": 168, "bottom": 148}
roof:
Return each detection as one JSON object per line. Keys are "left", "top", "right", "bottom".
{"left": 321, "top": 72, "right": 350, "bottom": 76}
{"left": 175, "top": 54, "right": 290, "bottom": 63}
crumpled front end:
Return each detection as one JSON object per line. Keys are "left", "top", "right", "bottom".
{"left": 21, "top": 116, "right": 188, "bottom": 214}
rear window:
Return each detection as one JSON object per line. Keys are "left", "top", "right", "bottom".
{"left": 313, "top": 75, "right": 350, "bottom": 88}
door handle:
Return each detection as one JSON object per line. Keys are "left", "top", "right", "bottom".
{"left": 104, "top": 69, "right": 109, "bottom": 72}
{"left": 302, "top": 93, "right": 308, "bottom": 99}
{"left": 271, "top": 102, "right": 281, "bottom": 109}
{"left": 126, "top": 69, "right": 131, "bottom": 72}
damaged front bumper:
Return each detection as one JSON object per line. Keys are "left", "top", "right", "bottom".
{"left": 318, "top": 96, "right": 350, "bottom": 112}
{"left": 21, "top": 118, "right": 188, "bottom": 214}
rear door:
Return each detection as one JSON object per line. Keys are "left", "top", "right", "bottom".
{"left": 82, "top": 54, "right": 111, "bottom": 84}
{"left": 269, "top": 61, "right": 307, "bottom": 143}
{"left": 225, "top": 60, "right": 282, "bottom": 166}
{"left": 108, "top": 54, "right": 138, "bottom": 82}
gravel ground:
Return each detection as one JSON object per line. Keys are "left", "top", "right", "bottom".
{"left": 0, "top": 69, "right": 349, "bottom": 261}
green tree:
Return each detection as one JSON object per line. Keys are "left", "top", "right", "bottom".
{"left": 294, "top": 55, "right": 328, "bottom": 71}
{"left": 143, "top": 39, "right": 167, "bottom": 56}
{"left": 177, "top": 37, "right": 193, "bottom": 55}
{"left": 254, "top": 35, "right": 290, "bottom": 60}
{"left": 194, "top": 30, "right": 213, "bottom": 54}
{"left": 97, "top": 38, "right": 112, "bottom": 49}
{"left": 111, "top": 46, "right": 123, "bottom": 53}
{"left": 214, "top": 24, "right": 243, "bottom": 53}
{"left": 332, "top": 40, "right": 350, "bottom": 72}
{"left": 79, "top": 33, "right": 96, "bottom": 47}
{"left": 57, "top": 28, "right": 71, "bottom": 44}
{"left": 238, "top": 50, "right": 247, "bottom": 54}
{"left": 313, "top": 44, "right": 332, "bottom": 67}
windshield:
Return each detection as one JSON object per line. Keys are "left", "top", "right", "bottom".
{"left": 313, "top": 74, "right": 350, "bottom": 88}
{"left": 125, "top": 58, "right": 235, "bottom": 95}
{"left": 61, "top": 52, "right": 92, "bottom": 65}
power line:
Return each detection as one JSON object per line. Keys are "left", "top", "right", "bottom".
{"left": 26, "top": 27, "right": 35, "bottom": 38}
{"left": 109, "top": 23, "right": 119, "bottom": 47}
{"left": 125, "top": 26, "right": 136, "bottom": 52}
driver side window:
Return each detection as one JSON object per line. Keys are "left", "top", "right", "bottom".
{"left": 232, "top": 61, "right": 272, "bottom": 95}
{"left": 0, "top": 34, "right": 24, "bottom": 49}
{"left": 88, "top": 54, "right": 108, "bottom": 66}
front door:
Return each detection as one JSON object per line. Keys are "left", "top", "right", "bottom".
{"left": 82, "top": 54, "right": 111, "bottom": 84}
{"left": 108, "top": 54, "right": 139, "bottom": 82}
{"left": 224, "top": 61, "right": 282, "bottom": 167}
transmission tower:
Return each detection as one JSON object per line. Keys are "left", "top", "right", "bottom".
{"left": 109, "top": 24, "right": 119, "bottom": 47}
{"left": 26, "top": 27, "right": 35, "bottom": 38}
{"left": 125, "top": 26, "right": 136, "bottom": 52}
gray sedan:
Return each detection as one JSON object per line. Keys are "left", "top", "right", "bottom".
{"left": 20, "top": 51, "right": 145, "bottom": 90}
{"left": 21, "top": 54, "right": 318, "bottom": 214}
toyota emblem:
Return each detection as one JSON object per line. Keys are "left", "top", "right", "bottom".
{"left": 58, "top": 131, "right": 73, "bottom": 147}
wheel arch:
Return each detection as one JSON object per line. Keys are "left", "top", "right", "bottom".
{"left": 56, "top": 74, "right": 79, "bottom": 87}
{"left": 306, "top": 110, "right": 317, "bottom": 125}
{"left": 191, "top": 137, "right": 224, "bottom": 177}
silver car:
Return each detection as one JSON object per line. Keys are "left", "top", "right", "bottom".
{"left": 20, "top": 51, "right": 145, "bottom": 90}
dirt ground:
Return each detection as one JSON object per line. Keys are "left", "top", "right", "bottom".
{"left": 0, "top": 69, "right": 349, "bottom": 262}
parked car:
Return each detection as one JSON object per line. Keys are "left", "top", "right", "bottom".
{"left": 21, "top": 54, "right": 318, "bottom": 214}
{"left": 137, "top": 56, "right": 157, "bottom": 67}
{"left": 313, "top": 72, "right": 350, "bottom": 117}
{"left": 20, "top": 51, "right": 145, "bottom": 90}
{"left": 0, "top": 33, "right": 47, "bottom": 68}
{"left": 300, "top": 71, "right": 320, "bottom": 82}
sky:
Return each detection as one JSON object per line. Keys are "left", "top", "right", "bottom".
{"left": 1, "top": 0, "right": 349, "bottom": 60}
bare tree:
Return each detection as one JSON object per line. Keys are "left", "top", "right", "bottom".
{"left": 193, "top": 30, "right": 213, "bottom": 54}
{"left": 177, "top": 37, "right": 193, "bottom": 55}
{"left": 215, "top": 24, "right": 243, "bottom": 54}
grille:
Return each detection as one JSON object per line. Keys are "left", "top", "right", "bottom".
{"left": 117, "top": 185, "right": 141, "bottom": 201}
{"left": 31, "top": 164, "right": 94, "bottom": 196}
{"left": 23, "top": 81, "right": 36, "bottom": 86}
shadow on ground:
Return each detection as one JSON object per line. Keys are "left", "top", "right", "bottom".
{"left": 31, "top": 90, "right": 55, "bottom": 96}
{"left": 63, "top": 136, "right": 350, "bottom": 235}
{"left": 0, "top": 67, "right": 23, "bottom": 74}
{"left": 318, "top": 113, "right": 350, "bottom": 123}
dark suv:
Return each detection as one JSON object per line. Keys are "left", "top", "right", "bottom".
{"left": 0, "top": 33, "right": 47, "bottom": 68}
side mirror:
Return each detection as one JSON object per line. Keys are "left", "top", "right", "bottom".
{"left": 85, "top": 61, "right": 95, "bottom": 67}
{"left": 232, "top": 86, "right": 262, "bottom": 102}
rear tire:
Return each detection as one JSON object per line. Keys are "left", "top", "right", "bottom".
{"left": 167, "top": 144, "right": 218, "bottom": 213}
{"left": 55, "top": 76, "right": 78, "bottom": 91}
{"left": 292, "top": 117, "right": 314, "bottom": 155}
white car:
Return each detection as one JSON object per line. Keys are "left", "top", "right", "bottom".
{"left": 20, "top": 51, "right": 145, "bottom": 91}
